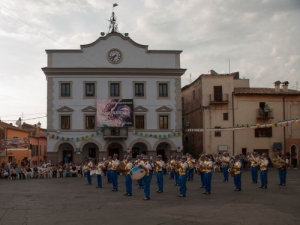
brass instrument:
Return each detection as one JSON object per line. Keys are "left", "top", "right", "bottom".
{"left": 272, "top": 155, "right": 286, "bottom": 170}
{"left": 227, "top": 161, "right": 236, "bottom": 177}
{"left": 116, "top": 161, "right": 126, "bottom": 173}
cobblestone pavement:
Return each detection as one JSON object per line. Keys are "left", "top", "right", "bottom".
{"left": 0, "top": 168, "right": 299, "bottom": 225}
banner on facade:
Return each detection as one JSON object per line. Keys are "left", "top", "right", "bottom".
{"left": 97, "top": 99, "right": 133, "bottom": 127}
{"left": 0, "top": 138, "right": 29, "bottom": 149}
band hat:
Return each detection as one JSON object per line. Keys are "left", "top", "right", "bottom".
{"left": 157, "top": 155, "right": 162, "bottom": 158}
{"left": 181, "top": 155, "right": 187, "bottom": 159}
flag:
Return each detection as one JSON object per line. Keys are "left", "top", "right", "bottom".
{"left": 113, "top": 3, "right": 118, "bottom": 7}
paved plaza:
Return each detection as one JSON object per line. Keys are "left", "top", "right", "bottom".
{"left": 0, "top": 168, "right": 299, "bottom": 225}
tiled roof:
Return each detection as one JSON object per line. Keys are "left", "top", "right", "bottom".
{"left": 234, "top": 87, "right": 300, "bottom": 95}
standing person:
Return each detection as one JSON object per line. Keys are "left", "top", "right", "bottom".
{"left": 123, "top": 156, "right": 133, "bottom": 196}
{"left": 87, "top": 158, "right": 93, "bottom": 185}
{"left": 292, "top": 154, "right": 298, "bottom": 169}
{"left": 106, "top": 156, "right": 113, "bottom": 184}
{"left": 96, "top": 157, "right": 104, "bottom": 188}
{"left": 178, "top": 155, "right": 188, "bottom": 197}
{"left": 232, "top": 155, "right": 242, "bottom": 191}
{"left": 174, "top": 156, "right": 180, "bottom": 186}
{"left": 136, "top": 155, "right": 143, "bottom": 189}
{"left": 203, "top": 155, "right": 213, "bottom": 195}
{"left": 221, "top": 152, "right": 230, "bottom": 181}
{"left": 187, "top": 154, "right": 195, "bottom": 181}
{"left": 139, "top": 155, "right": 152, "bottom": 200}
{"left": 259, "top": 153, "right": 269, "bottom": 189}
{"left": 197, "top": 155, "right": 205, "bottom": 188}
{"left": 155, "top": 155, "right": 165, "bottom": 193}
{"left": 249, "top": 152, "right": 259, "bottom": 184}
{"left": 111, "top": 154, "right": 120, "bottom": 192}
{"left": 274, "top": 154, "right": 288, "bottom": 186}
{"left": 168, "top": 156, "right": 176, "bottom": 180}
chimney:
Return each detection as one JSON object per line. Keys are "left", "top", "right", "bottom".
{"left": 282, "top": 81, "right": 289, "bottom": 92}
{"left": 274, "top": 81, "right": 281, "bottom": 93}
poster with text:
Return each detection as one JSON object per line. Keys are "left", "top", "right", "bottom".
{"left": 97, "top": 99, "right": 134, "bottom": 127}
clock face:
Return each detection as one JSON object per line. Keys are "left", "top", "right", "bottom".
{"left": 107, "top": 49, "right": 122, "bottom": 64}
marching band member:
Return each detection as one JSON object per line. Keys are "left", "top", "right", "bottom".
{"left": 106, "top": 156, "right": 113, "bottom": 184}
{"left": 174, "top": 155, "right": 181, "bottom": 186}
{"left": 87, "top": 158, "right": 93, "bottom": 185}
{"left": 123, "top": 156, "right": 133, "bottom": 196}
{"left": 139, "top": 155, "right": 152, "bottom": 200}
{"left": 135, "top": 155, "right": 143, "bottom": 189}
{"left": 259, "top": 153, "right": 269, "bottom": 189}
{"left": 203, "top": 154, "right": 213, "bottom": 195}
{"left": 155, "top": 155, "right": 165, "bottom": 193}
{"left": 221, "top": 152, "right": 230, "bottom": 181}
{"left": 197, "top": 155, "right": 205, "bottom": 188}
{"left": 96, "top": 157, "right": 104, "bottom": 188}
{"left": 232, "top": 155, "right": 242, "bottom": 191}
{"left": 168, "top": 156, "right": 176, "bottom": 180}
{"left": 187, "top": 154, "right": 195, "bottom": 181}
{"left": 249, "top": 152, "right": 259, "bottom": 183}
{"left": 274, "top": 154, "right": 288, "bottom": 186}
{"left": 178, "top": 155, "right": 188, "bottom": 197}
{"left": 111, "top": 154, "right": 120, "bottom": 192}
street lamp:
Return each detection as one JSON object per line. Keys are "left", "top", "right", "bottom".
{"left": 36, "top": 122, "right": 41, "bottom": 165}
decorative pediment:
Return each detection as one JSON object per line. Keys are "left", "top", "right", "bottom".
{"left": 134, "top": 106, "right": 148, "bottom": 112}
{"left": 57, "top": 106, "right": 74, "bottom": 112}
{"left": 156, "top": 106, "right": 172, "bottom": 112}
{"left": 81, "top": 106, "right": 96, "bottom": 112}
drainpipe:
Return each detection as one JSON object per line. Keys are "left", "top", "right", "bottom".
{"left": 232, "top": 91, "right": 235, "bottom": 156}
{"left": 283, "top": 95, "right": 286, "bottom": 154}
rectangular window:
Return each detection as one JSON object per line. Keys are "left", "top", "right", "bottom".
{"left": 110, "top": 83, "right": 120, "bottom": 97}
{"left": 214, "top": 86, "right": 222, "bottom": 102}
{"left": 159, "top": 115, "right": 168, "bottom": 129}
{"left": 61, "top": 116, "right": 71, "bottom": 129}
{"left": 255, "top": 128, "right": 272, "bottom": 137}
{"left": 215, "top": 126, "right": 221, "bottom": 137}
{"left": 223, "top": 113, "right": 228, "bottom": 121}
{"left": 135, "top": 83, "right": 144, "bottom": 97}
{"left": 135, "top": 115, "right": 145, "bottom": 129}
{"left": 61, "top": 83, "right": 71, "bottom": 97}
{"left": 85, "top": 83, "right": 95, "bottom": 97}
{"left": 85, "top": 115, "right": 95, "bottom": 129}
{"left": 159, "top": 83, "right": 168, "bottom": 97}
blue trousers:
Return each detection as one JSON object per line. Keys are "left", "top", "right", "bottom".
{"left": 175, "top": 172, "right": 179, "bottom": 185}
{"left": 188, "top": 168, "right": 194, "bottom": 180}
{"left": 138, "top": 178, "right": 143, "bottom": 188}
{"left": 260, "top": 170, "right": 268, "bottom": 187}
{"left": 169, "top": 169, "right": 175, "bottom": 179}
{"left": 125, "top": 174, "right": 132, "bottom": 195}
{"left": 107, "top": 170, "right": 112, "bottom": 183}
{"left": 204, "top": 172, "right": 212, "bottom": 193}
{"left": 142, "top": 175, "right": 151, "bottom": 199}
{"left": 250, "top": 166, "right": 258, "bottom": 182}
{"left": 87, "top": 170, "right": 91, "bottom": 184}
{"left": 200, "top": 172, "right": 205, "bottom": 187}
{"left": 234, "top": 173, "right": 241, "bottom": 190}
{"left": 223, "top": 165, "right": 229, "bottom": 180}
{"left": 97, "top": 174, "right": 102, "bottom": 187}
{"left": 278, "top": 169, "right": 287, "bottom": 185}
{"left": 179, "top": 175, "right": 187, "bottom": 196}
{"left": 156, "top": 171, "right": 163, "bottom": 191}
{"left": 111, "top": 170, "right": 118, "bottom": 190}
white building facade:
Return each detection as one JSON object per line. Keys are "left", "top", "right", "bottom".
{"left": 42, "top": 32, "right": 185, "bottom": 164}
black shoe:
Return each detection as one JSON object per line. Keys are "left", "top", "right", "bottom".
{"left": 127, "top": 194, "right": 132, "bottom": 196}
{"left": 259, "top": 186, "right": 263, "bottom": 188}
{"left": 203, "top": 192, "right": 211, "bottom": 195}
{"left": 262, "top": 186, "right": 267, "bottom": 189}
{"left": 124, "top": 193, "right": 128, "bottom": 195}
{"left": 156, "top": 190, "right": 163, "bottom": 193}
{"left": 143, "top": 198, "right": 150, "bottom": 200}
{"left": 234, "top": 189, "right": 241, "bottom": 191}
{"left": 178, "top": 195, "right": 186, "bottom": 197}
{"left": 278, "top": 184, "right": 282, "bottom": 186}
{"left": 282, "top": 184, "right": 285, "bottom": 186}
{"left": 96, "top": 186, "right": 102, "bottom": 188}
{"left": 112, "top": 189, "right": 118, "bottom": 192}
{"left": 200, "top": 186, "right": 205, "bottom": 188}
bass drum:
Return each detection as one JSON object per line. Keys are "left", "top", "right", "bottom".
{"left": 130, "top": 166, "right": 146, "bottom": 180}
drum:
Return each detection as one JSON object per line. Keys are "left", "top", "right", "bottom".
{"left": 130, "top": 166, "right": 146, "bottom": 180}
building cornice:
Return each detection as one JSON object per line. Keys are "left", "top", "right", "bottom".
{"left": 42, "top": 68, "right": 186, "bottom": 76}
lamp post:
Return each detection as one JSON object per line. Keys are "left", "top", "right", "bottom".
{"left": 36, "top": 122, "right": 41, "bottom": 165}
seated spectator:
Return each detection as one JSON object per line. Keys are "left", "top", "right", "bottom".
{"left": 58, "top": 166, "right": 64, "bottom": 178}
{"left": 3, "top": 169, "right": 9, "bottom": 179}
{"left": 25, "top": 167, "right": 32, "bottom": 179}
{"left": 70, "top": 165, "right": 77, "bottom": 177}
{"left": 33, "top": 166, "right": 39, "bottom": 178}
{"left": 52, "top": 165, "right": 58, "bottom": 178}
{"left": 16, "top": 166, "right": 25, "bottom": 179}
{"left": 10, "top": 168, "right": 18, "bottom": 180}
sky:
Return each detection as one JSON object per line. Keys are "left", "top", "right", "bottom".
{"left": 0, "top": 0, "right": 299, "bottom": 129}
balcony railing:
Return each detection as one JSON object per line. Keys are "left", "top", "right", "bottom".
{"left": 103, "top": 127, "right": 128, "bottom": 139}
{"left": 209, "top": 94, "right": 229, "bottom": 104}
{"left": 256, "top": 108, "right": 274, "bottom": 119}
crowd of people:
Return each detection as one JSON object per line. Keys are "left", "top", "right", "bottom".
{"left": 0, "top": 151, "right": 295, "bottom": 200}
